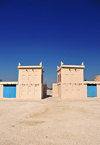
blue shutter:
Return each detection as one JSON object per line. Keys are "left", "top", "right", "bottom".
{"left": 87, "top": 85, "right": 97, "bottom": 97}
{"left": 3, "top": 86, "right": 16, "bottom": 98}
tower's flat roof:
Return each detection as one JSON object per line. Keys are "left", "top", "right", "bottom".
{"left": 18, "top": 65, "right": 43, "bottom": 69}
{"left": 57, "top": 64, "right": 85, "bottom": 72}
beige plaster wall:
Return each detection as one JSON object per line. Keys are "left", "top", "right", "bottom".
{"left": 18, "top": 68, "right": 43, "bottom": 100}
{"left": 58, "top": 84, "right": 61, "bottom": 98}
{"left": 52, "top": 83, "right": 58, "bottom": 97}
{"left": 18, "top": 84, "right": 42, "bottom": 100}
{"left": 60, "top": 83, "right": 100, "bottom": 100}
{"left": 61, "top": 83, "right": 85, "bottom": 100}
{"left": 82, "top": 84, "right": 87, "bottom": 99}
{"left": 97, "top": 85, "right": 100, "bottom": 98}
{"left": 16, "top": 84, "right": 19, "bottom": 99}
{"left": 18, "top": 69, "right": 42, "bottom": 85}
{"left": 61, "top": 68, "right": 84, "bottom": 84}
{"left": 0, "top": 85, "right": 3, "bottom": 99}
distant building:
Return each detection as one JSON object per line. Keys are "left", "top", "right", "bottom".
{"left": 53, "top": 62, "right": 100, "bottom": 99}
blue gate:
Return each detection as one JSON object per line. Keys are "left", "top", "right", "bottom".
{"left": 3, "top": 85, "right": 16, "bottom": 98}
{"left": 87, "top": 85, "right": 97, "bottom": 97}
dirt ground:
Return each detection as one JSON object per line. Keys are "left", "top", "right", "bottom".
{"left": 0, "top": 98, "right": 100, "bottom": 145}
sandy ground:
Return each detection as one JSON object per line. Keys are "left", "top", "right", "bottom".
{"left": 0, "top": 98, "right": 100, "bottom": 145}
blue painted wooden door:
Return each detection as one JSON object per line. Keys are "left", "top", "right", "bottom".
{"left": 3, "top": 86, "right": 16, "bottom": 98}
{"left": 87, "top": 85, "right": 97, "bottom": 97}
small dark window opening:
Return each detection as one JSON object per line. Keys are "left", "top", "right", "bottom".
{"left": 3, "top": 85, "right": 16, "bottom": 87}
{"left": 87, "top": 84, "right": 97, "bottom": 86}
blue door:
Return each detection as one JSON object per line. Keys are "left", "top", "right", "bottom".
{"left": 87, "top": 85, "right": 97, "bottom": 97}
{"left": 3, "top": 85, "right": 16, "bottom": 98}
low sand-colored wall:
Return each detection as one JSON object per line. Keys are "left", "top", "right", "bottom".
{"left": 61, "top": 83, "right": 84, "bottom": 100}
{"left": 0, "top": 85, "right": 3, "bottom": 99}
{"left": 97, "top": 85, "right": 100, "bottom": 98}
{"left": 52, "top": 83, "right": 58, "bottom": 97}
{"left": 53, "top": 82, "right": 100, "bottom": 100}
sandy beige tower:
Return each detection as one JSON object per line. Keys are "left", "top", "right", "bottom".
{"left": 53, "top": 62, "right": 85, "bottom": 99}
{"left": 17, "top": 62, "right": 43, "bottom": 100}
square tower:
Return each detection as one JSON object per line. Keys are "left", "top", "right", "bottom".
{"left": 56, "top": 62, "right": 85, "bottom": 99}
{"left": 18, "top": 62, "right": 43, "bottom": 100}
{"left": 57, "top": 62, "right": 85, "bottom": 84}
